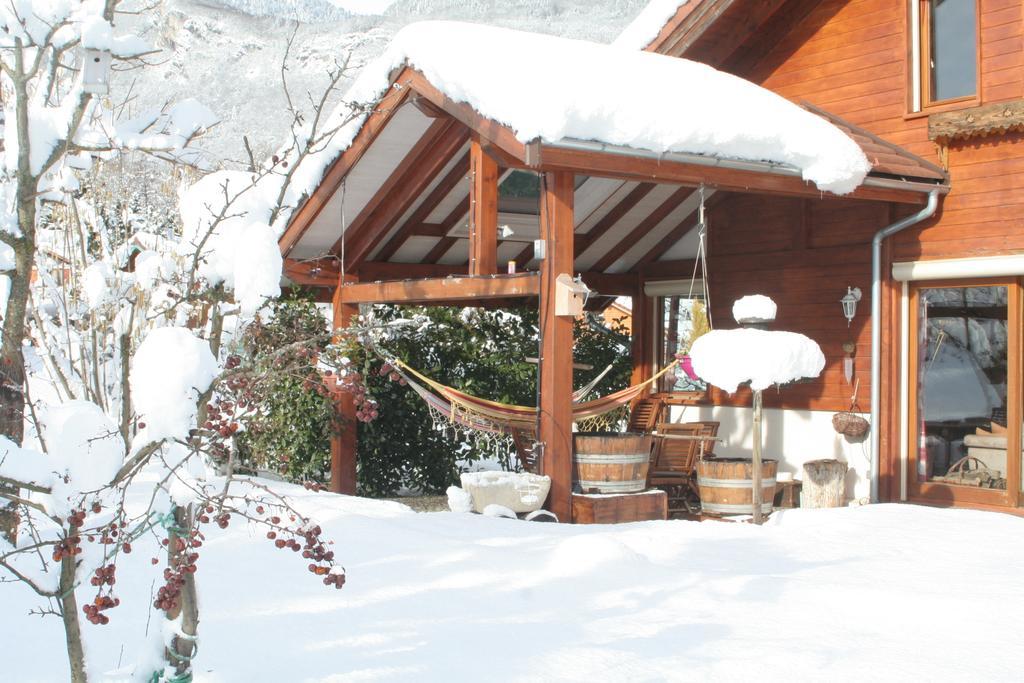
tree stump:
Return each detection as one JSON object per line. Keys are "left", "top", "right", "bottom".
{"left": 801, "top": 459, "right": 847, "bottom": 508}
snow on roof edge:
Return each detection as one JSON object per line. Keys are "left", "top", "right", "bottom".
{"left": 612, "top": 0, "right": 690, "bottom": 51}
{"left": 278, "top": 20, "right": 871, "bottom": 238}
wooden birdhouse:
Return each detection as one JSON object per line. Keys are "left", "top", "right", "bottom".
{"left": 82, "top": 48, "right": 112, "bottom": 95}
{"left": 555, "top": 273, "right": 589, "bottom": 317}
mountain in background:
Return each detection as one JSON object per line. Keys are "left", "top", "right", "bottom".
{"left": 119, "top": 0, "right": 647, "bottom": 163}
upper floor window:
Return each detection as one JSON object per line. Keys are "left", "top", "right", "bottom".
{"left": 912, "top": 0, "right": 978, "bottom": 111}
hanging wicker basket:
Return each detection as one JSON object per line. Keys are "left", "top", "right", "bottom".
{"left": 833, "top": 378, "right": 869, "bottom": 438}
{"left": 832, "top": 411, "right": 869, "bottom": 438}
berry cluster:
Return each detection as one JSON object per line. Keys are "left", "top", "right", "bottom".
{"left": 377, "top": 362, "right": 408, "bottom": 387}
{"left": 52, "top": 534, "right": 82, "bottom": 562}
{"left": 90, "top": 564, "right": 116, "bottom": 587}
{"left": 153, "top": 549, "right": 198, "bottom": 612}
{"left": 83, "top": 564, "right": 120, "bottom": 625}
{"left": 260, "top": 508, "right": 342, "bottom": 589}
{"left": 324, "top": 566, "right": 346, "bottom": 589}
{"left": 204, "top": 401, "right": 241, "bottom": 439}
{"left": 82, "top": 595, "right": 119, "bottom": 625}
{"left": 325, "top": 366, "right": 379, "bottom": 423}
{"left": 67, "top": 509, "right": 87, "bottom": 527}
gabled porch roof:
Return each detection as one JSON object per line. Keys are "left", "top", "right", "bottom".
{"left": 279, "top": 21, "right": 947, "bottom": 280}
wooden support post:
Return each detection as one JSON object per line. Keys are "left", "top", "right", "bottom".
{"left": 330, "top": 278, "right": 359, "bottom": 495}
{"left": 469, "top": 138, "right": 498, "bottom": 275}
{"left": 538, "top": 171, "right": 575, "bottom": 522}
{"left": 752, "top": 388, "right": 764, "bottom": 525}
{"left": 631, "top": 274, "right": 654, "bottom": 387}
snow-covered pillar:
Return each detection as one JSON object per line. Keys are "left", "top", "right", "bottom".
{"left": 468, "top": 137, "right": 499, "bottom": 276}
{"left": 330, "top": 277, "right": 359, "bottom": 495}
{"left": 538, "top": 171, "right": 575, "bottom": 522}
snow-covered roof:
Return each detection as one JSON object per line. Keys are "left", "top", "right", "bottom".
{"left": 279, "top": 19, "right": 943, "bottom": 268}
{"left": 345, "top": 21, "right": 870, "bottom": 195}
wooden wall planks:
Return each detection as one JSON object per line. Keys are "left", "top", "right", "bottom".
{"left": 702, "top": 194, "right": 877, "bottom": 413}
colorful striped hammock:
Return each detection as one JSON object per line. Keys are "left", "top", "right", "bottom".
{"left": 389, "top": 357, "right": 679, "bottom": 438}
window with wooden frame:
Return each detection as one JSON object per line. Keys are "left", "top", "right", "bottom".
{"left": 909, "top": 0, "right": 979, "bottom": 112}
{"left": 647, "top": 279, "right": 708, "bottom": 394}
{"left": 907, "top": 278, "right": 1022, "bottom": 509}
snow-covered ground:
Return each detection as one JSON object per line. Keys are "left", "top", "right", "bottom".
{"left": 5, "top": 479, "right": 1023, "bottom": 681}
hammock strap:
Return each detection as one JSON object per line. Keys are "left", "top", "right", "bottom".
{"left": 572, "top": 363, "right": 614, "bottom": 402}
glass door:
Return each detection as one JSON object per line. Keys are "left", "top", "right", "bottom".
{"left": 908, "top": 279, "right": 1021, "bottom": 507}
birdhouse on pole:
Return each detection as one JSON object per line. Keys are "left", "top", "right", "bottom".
{"left": 82, "top": 48, "right": 112, "bottom": 95}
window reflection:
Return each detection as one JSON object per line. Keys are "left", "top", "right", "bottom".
{"left": 658, "top": 295, "right": 707, "bottom": 393}
{"left": 928, "top": 0, "right": 977, "bottom": 102}
{"left": 917, "top": 286, "right": 1007, "bottom": 489}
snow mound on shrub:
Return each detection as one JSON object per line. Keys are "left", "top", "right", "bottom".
{"left": 179, "top": 171, "right": 282, "bottom": 316}
{"left": 690, "top": 328, "right": 825, "bottom": 393}
{"left": 0, "top": 402, "right": 124, "bottom": 514}
{"left": 130, "top": 327, "right": 218, "bottom": 443}
{"left": 732, "top": 294, "right": 777, "bottom": 323}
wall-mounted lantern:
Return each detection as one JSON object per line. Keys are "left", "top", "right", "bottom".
{"left": 841, "top": 286, "right": 862, "bottom": 326}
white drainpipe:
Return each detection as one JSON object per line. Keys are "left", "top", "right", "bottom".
{"left": 870, "top": 190, "right": 940, "bottom": 502}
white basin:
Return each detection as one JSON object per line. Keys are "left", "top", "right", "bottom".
{"left": 460, "top": 471, "right": 551, "bottom": 513}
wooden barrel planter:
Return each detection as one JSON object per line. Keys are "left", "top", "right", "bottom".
{"left": 696, "top": 458, "right": 778, "bottom": 516}
{"left": 573, "top": 432, "right": 653, "bottom": 494}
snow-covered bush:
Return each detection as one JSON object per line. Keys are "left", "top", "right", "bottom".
{"left": 0, "top": 7, "right": 367, "bottom": 681}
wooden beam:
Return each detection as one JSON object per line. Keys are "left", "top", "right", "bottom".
{"left": 357, "top": 261, "right": 463, "bottom": 280}
{"left": 468, "top": 138, "right": 499, "bottom": 275}
{"left": 401, "top": 68, "right": 530, "bottom": 165}
{"left": 375, "top": 151, "right": 471, "bottom": 262}
{"left": 538, "top": 171, "right": 575, "bottom": 523}
{"left": 575, "top": 183, "right": 656, "bottom": 257}
{"left": 337, "top": 273, "right": 539, "bottom": 305}
{"left": 638, "top": 259, "right": 698, "bottom": 280}
{"left": 423, "top": 192, "right": 472, "bottom": 264}
{"left": 645, "top": 0, "right": 730, "bottom": 56}
{"left": 339, "top": 118, "right": 468, "bottom": 268}
{"left": 685, "top": 0, "right": 790, "bottom": 67}
{"left": 330, "top": 276, "right": 359, "bottom": 495}
{"left": 721, "top": 0, "right": 824, "bottom": 76}
{"left": 279, "top": 80, "right": 411, "bottom": 257}
{"left": 410, "top": 222, "right": 452, "bottom": 237}
{"left": 283, "top": 257, "right": 340, "bottom": 288}
{"left": 631, "top": 192, "right": 726, "bottom": 271}
{"left": 410, "top": 94, "right": 446, "bottom": 118}
{"left": 513, "top": 243, "right": 535, "bottom": 270}
{"left": 592, "top": 187, "right": 694, "bottom": 273}
{"left": 538, "top": 145, "right": 930, "bottom": 205}
{"left": 578, "top": 272, "right": 637, "bottom": 297}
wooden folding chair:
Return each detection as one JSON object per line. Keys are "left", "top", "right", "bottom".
{"left": 627, "top": 397, "right": 665, "bottom": 434}
{"left": 648, "top": 421, "right": 720, "bottom": 514}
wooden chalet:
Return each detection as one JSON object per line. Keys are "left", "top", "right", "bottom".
{"left": 274, "top": 15, "right": 968, "bottom": 521}
{"left": 634, "top": 0, "right": 1024, "bottom": 514}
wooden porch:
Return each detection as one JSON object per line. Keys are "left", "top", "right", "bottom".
{"left": 278, "top": 60, "right": 948, "bottom": 522}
